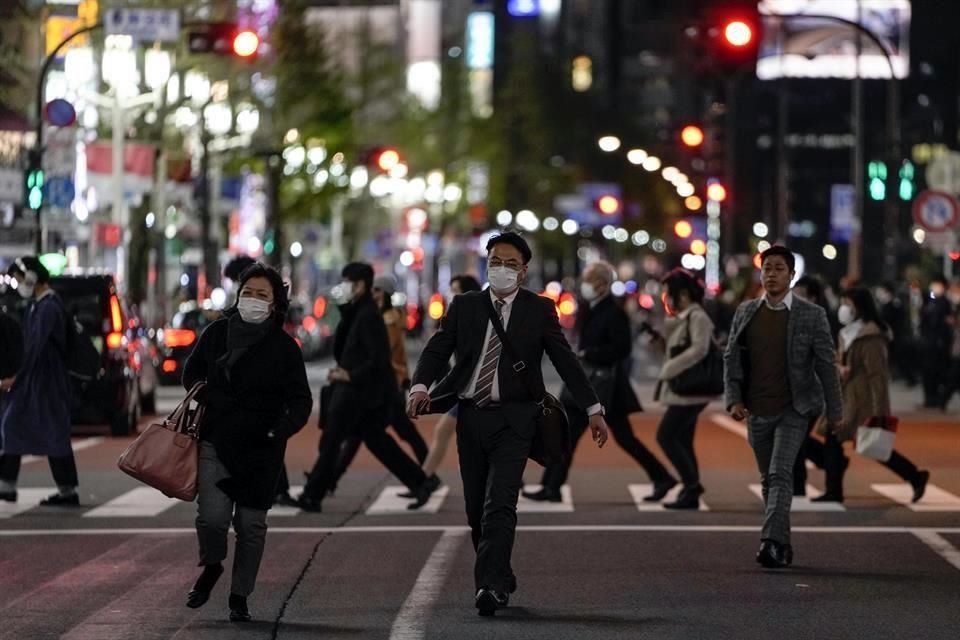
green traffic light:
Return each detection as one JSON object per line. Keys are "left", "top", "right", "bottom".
{"left": 869, "top": 178, "right": 886, "bottom": 201}
{"left": 899, "top": 161, "right": 915, "bottom": 201}
{"left": 26, "top": 169, "right": 44, "bottom": 210}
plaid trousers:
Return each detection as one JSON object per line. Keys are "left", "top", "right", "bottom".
{"left": 747, "top": 408, "right": 808, "bottom": 546}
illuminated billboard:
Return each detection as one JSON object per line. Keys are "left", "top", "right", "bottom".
{"left": 758, "top": 0, "right": 910, "bottom": 80}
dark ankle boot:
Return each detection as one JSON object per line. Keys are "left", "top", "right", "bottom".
{"left": 664, "top": 484, "right": 704, "bottom": 510}
{"left": 229, "top": 593, "right": 252, "bottom": 622}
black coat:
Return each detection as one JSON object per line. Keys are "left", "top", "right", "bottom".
{"left": 413, "top": 288, "right": 599, "bottom": 436}
{"left": 0, "top": 312, "right": 23, "bottom": 379}
{"left": 571, "top": 295, "right": 641, "bottom": 415}
{"left": 183, "top": 317, "right": 312, "bottom": 510}
{"left": 328, "top": 295, "right": 397, "bottom": 422}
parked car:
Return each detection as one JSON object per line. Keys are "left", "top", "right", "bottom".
{"left": 49, "top": 275, "right": 141, "bottom": 436}
{"left": 157, "top": 304, "right": 221, "bottom": 385}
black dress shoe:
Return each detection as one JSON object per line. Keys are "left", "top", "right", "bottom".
{"left": 643, "top": 478, "right": 678, "bottom": 502}
{"left": 228, "top": 593, "right": 252, "bottom": 622}
{"left": 0, "top": 491, "right": 16, "bottom": 502}
{"left": 756, "top": 540, "right": 789, "bottom": 569}
{"left": 273, "top": 492, "right": 299, "bottom": 508}
{"left": 186, "top": 563, "right": 224, "bottom": 608}
{"left": 39, "top": 492, "right": 80, "bottom": 506}
{"left": 521, "top": 487, "right": 562, "bottom": 502}
{"left": 407, "top": 475, "right": 441, "bottom": 510}
{"left": 295, "top": 494, "right": 323, "bottom": 513}
{"left": 475, "top": 588, "right": 509, "bottom": 616}
{"left": 912, "top": 470, "right": 930, "bottom": 503}
{"left": 811, "top": 492, "right": 843, "bottom": 503}
{"left": 507, "top": 574, "right": 517, "bottom": 595}
{"left": 663, "top": 484, "right": 704, "bottom": 510}
{"left": 400, "top": 474, "right": 439, "bottom": 499}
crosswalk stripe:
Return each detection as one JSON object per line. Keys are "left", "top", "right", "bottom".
{"left": 628, "top": 484, "right": 711, "bottom": 512}
{"left": 749, "top": 484, "right": 846, "bottom": 512}
{"left": 871, "top": 483, "right": 960, "bottom": 512}
{"left": 0, "top": 487, "right": 58, "bottom": 518}
{"left": 270, "top": 485, "right": 304, "bottom": 517}
{"left": 83, "top": 487, "right": 181, "bottom": 518}
{"left": 517, "top": 485, "right": 574, "bottom": 513}
{"left": 366, "top": 485, "right": 449, "bottom": 515}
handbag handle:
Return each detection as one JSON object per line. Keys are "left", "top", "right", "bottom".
{"left": 166, "top": 381, "right": 206, "bottom": 434}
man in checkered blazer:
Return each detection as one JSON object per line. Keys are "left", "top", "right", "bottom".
{"left": 724, "top": 245, "right": 842, "bottom": 568}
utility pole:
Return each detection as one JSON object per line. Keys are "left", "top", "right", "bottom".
{"left": 850, "top": 18, "right": 864, "bottom": 283}
{"left": 884, "top": 76, "right": 902, "bottom": 282}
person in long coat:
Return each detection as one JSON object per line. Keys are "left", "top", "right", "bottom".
{"left": 813, "top": 287, "right": 930, "bottom": 503}
{"left": 0, "top": 257, "right": 77, "bottom": 506}
{"left": 182, "top": 263, "right": 312, "bottom": 622}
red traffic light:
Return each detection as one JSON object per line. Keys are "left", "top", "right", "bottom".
{"left": 375, "top": 148, "right": 401, "bottom": 172}
{"left": 723, "top": 20, "right": 753, "bottom": 47}
{"left": 681, "top": 125, "right": 704, "bottom": 147}
{"left": 597, "top": 195, "right": 621, "bottom": 215}
{"left": 233, "top": 30, "right": 260, "bottom": 57}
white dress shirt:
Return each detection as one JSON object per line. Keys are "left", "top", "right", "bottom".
{"left": 762, "top": 290, "right": 793, "bottom": 311}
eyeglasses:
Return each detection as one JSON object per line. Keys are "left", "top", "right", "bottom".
{"left": 488, "top": 258, "right": 523, "bottom": 271}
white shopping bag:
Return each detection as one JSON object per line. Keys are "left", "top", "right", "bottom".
{"left": 855, "top": 416, "right": 898, "bottom": 462}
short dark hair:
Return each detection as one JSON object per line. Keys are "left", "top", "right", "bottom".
{"left": 486, "top": 232, "right": 532, "bottom": 264}
{"left": 342, "top": 262, "right": 374, "bottom": 290}
{"left": 224, "top": 255, "right": 257, "bottom": 281}
{"left": 660, "top": 268, "right": 705, "bottom": 306}
{"left": 235, "top": 262, "right": 289, "bottom": 326}
{"left": 9, "top": 256, "right": 50, "bottom": 284}
{"left": 451, "top": 274, "right": 481, "bottom": 293}
{"left": 760, "top": 245, "right": 795, "bottom": 271}
{"left": 794, "top": 275, "right": 824, "bottom": 305}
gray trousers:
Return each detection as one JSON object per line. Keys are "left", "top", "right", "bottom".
{"left": 196, "top": 442, "right": 268, "bottom": 597}
{"left": 747, "top": 409, "right": 807, "bottom": 546}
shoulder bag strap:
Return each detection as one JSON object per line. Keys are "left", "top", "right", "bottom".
{"left": 483, "top": 295, "right": 540, "bottom": 400}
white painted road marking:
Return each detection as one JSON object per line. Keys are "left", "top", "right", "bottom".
{"left": 23, "top": 438, "right": 105, "bottom": 465}
{"left": 83, "top": 487, "right": 181, "bottom": 518}
{"left": 0, "top": 487, "right": 57, "bottom": 518}
{"left": 871, "top": 483, "right": 960, "bottom": 512}
{"left": 517, "top": 485, "right": 574, "bottom": 513}
{"left": 269, "top": 485, "right": 304, "bottom": 517}
{"left": 629, "top": 484, "right": 711, "bottom": 512}
{"left": 912, "top": 530, "right": 960, "bottom": 572}
{"left": 749, "top": 484, "right": 847, "bottom": 512}
{"left": 366, "top": 485, "right": 450, "bottom": 515}
{"left": 389, "top": 529, "right": 467, "bottom": 640}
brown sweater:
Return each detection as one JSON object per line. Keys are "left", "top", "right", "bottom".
{"left": 744, "top": 303, "right": 791, "bottom": 417}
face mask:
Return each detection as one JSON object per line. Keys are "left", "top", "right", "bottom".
{"left": 488, "top": 266, "right": 519, "bottom": 294}
{"left": 874, "top": 290, "right": 892, "bottom": 305}
{"left": 237, "top": 297, "right": 272, "bottom": 324}
{"left": 837, "top": 304, "right": 854, "bottom": 326}
{"left": 580, "top": 282, "right": 598, "bottom": 301}
{"left": 17, "top": 284, "right": 33, "bottom": 299}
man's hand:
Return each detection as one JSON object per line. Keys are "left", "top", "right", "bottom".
{"left": 407, "top": 390, "right": 431, "bottom": 419}
{"left": 328, "top": 367, "right": 351, "bottom": 383}
{"left": 730, "top": 402, "right": 749, "bottom": 422}
{"left": 0, "top": 376, "right": 15, "bottom": 392}
{"left": 588, "top": 413, "right": 609, "bottom": 448}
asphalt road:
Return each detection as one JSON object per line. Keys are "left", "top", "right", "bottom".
{"left": 2, "top": 357, "right": 959, "bottom": 639}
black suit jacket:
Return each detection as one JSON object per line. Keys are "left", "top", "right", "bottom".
{"left": 572, "top": 295, "right": 641, "bottom": 415}
{"left": 413, "top": 288, "right": 599, "bottom": 436}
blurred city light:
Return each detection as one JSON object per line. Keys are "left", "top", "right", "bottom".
{"left": 610, "top": 281, "right": 626, "bottom": 296}
{"left": 233, "top": 30, "right": 260, "bottom": 58}
{"left": 662, "top": 167, "right": 680, "bottom": 182}
{"left": 561, "top": 219, "right": 579, "bottom": 235}
{"left": 400, "top": 250, "right": 415, "bottom": 266}
{"left": 515, "top": 209, "right": 540, "bottom": 231}
{"left": 598, "top": 135, "right": 621, "bottom": 152}
{"left": 602, "top": 225, "right": 617, "bottom": 239}
{"left": 290, "top": 242, "right": 303, "bottom": 258}
{"left": 428, "top": 293, "right": 445, "bottom": 320}
{"left": 757, "top": 240, "right": 771, "bottom": 253}
{"left": 376, "top": 148, "right": 401, "bottom": 172}
{"left": 753, "top": 222, "right": 769, "bottom": 238}
{"left": 913, "top": 228, "right": 926, "bottom": 244}
{"left": 614, "top": 228, "right": 629, "bottom": 243}
{"left": 706, "top": 182, "right": 727, "bottom": 202}
{"left": 822, "top": 244, "right": 838, "bottom": 260}
{"left": 572, "top": 55, "right": 593, "bottom": 92}
{"left": 543, "top": 216, "right": 559, "bottom": 231}
{"left": 496, "top": 210, "right": 513, "bottom": 226}
{"left": 674, "top": 220, "right": 693, "bottom": 238}
{"left": 676, "top": 183, "right": 695, "bottom": 198}
{"left": 597, "top": 194, "right": 621, "bottom": 215}
{"left": 723, "top": 20, "right": 753, "bottom": 47}
{"left": 680, "top": 125, "right": 705, "bottom": 147}
{"left": 651, "top": 239, "right": 667, "bottom": 253}
{"left": 631, "top": 230, "right": 650, "bottom": 246}
{"left": 690, "top": 239, "right": 707, "bottom": 256}
{"left": 626, "top": 148, "right": 648, "bottom": 165}
{"left": 642, "top": 156, "right": 662, "bottom": 172}
{"left": 684, "top": 196, "right": 702, "bottom": 211}
{"left": 681, "top": 254, "right": 706, "bottom": 270}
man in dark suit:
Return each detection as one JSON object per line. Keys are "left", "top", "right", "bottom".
{"left": 297, "top": 262, "right": 438, "bottom": 512}
{"left": 408, "top": 233, "right": 610, "bottom": 617}
{"left": 523, "top": 260, "right": 675, "bottom": 503}
{"left": 724, "top": 246, "right": 842, "bottom": 569}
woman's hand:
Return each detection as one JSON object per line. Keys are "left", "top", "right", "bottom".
{"left": 0, "top": 376, "right": 15, "bottom": 392}
{"left": 328, "top": 367, "right": 351, "bottom": 383}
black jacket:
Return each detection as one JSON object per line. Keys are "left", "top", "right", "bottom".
{"left": 0, "top": 312, "right": 23, "bottom": 379}
{"left": 413, "top": 288, "right": 599, "bottom": 436}
{"left": 572, "top": 295, "right": 641, "bottom": 415}
{"left": 331, "top": 295, "right": 397, "bottom": 411}
{"left": 183, "top": 317, "right": 312, "bottom": 510}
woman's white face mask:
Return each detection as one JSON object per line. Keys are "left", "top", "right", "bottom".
{"left": 237, "top": 297, "right": 272, "bottom": 324}
{"left": 837, "top": 304, "right": 855, "bottom": 326}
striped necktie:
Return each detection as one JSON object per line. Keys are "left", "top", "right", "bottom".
{"left": 473, "top": 299, "right": 505, "bottom": 406}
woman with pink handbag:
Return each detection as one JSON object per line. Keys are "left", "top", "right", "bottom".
{"left": 181, "top": 263, "right": 312, "bottom": 622}
{"left": 813, "top": 287, "right": 930, "bottom": 504}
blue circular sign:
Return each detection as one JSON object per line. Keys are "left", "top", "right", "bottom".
{"left": 45, "top": 99, "right": 77, "bottom": 127}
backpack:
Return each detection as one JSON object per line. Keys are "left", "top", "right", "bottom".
{"left": 63, "top": 309, "right": 101, "bottom": 382}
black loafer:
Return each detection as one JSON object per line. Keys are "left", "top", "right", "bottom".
{"left": 186, "top": 563, "right": 224, "bottom": 608}
{"left": 475, "top": 588, "right": 508, "bottom": 617}
{"left": 643, "top": 478, "right": 678, "bottom": 502}
{"left": 228, "top": 594, "right": 251, "bottom": 622}
{"left": 295, "top": 494, "right": 323, "bottom": 513}
{"left": 756, "top": 540, "right": 789, "bottom": 569}
{"left": 521, "top": 487, "right": 562, "bottom": 502}
{"left": 407, "top": 475, "right": 441, "bottom": 510}
{"left": 912, "top": 471, "right": 930, "bottom": 503}
{"left": 39, "top": 492, "right": 80, "bottom": 507}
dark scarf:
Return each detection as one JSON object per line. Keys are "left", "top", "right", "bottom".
{"left": 216, "top": 311, "right": 273, "bottom": 380}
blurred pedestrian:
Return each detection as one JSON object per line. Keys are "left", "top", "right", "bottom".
{"left": 790, "top": 275, "right": 838, "bottom": 496}
{"left": 330, "top": 274, "right": 431, "bottom": 491}
{"left": 919, "top": 276, "right": 952, "bottom": 408}
{"left": 524, "top": 261, "right": 670, "bottom": 503}
{"left": 724, "top": 246, "right": 842, "bottom": 569}
{"left": 297, "top": 263, "right": 439, "bottom": 512}
{"left": 0, "top": 257, "right": 77, "bottom": 506}
{"left": 0, "top": 302, "right": 23, "bottom": 387}
{"left": 875, "top": 282, "right": 914, "bottom": 385}
{"left": 940, "top": 281, "right": 960, "bottom": 411}
{"left": 813, "top": 287, "right": 930, "bottom": 503}
{"left": 181, "top": 262, "right": 312, "bottom": 621}
{"left": 408, "top": 233, "right": 609, "bottom": 616}
{"left": 651, "top": 268, "right": 718, "bottom": 509}
{"left": 399, "top": 274, "right": 482, "bottom": 497}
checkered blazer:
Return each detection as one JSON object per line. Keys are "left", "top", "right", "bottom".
{"left": 723, "top": 295, "right": 842, "bottom": 422}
